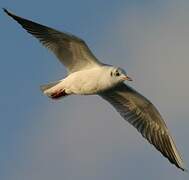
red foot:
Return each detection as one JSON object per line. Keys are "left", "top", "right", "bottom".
{"left": 50, "top": 89, "right": 68, "bottom": 99}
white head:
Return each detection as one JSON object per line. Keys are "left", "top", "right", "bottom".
{"left": 109, "top": 66, "right": 132, "bottom": 84}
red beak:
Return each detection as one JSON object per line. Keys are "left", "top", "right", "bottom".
{"left": 123, "top": 75, "right": 133, "bottom": 81}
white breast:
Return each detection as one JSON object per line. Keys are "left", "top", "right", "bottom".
{"left": 62, "top": 67, "right": 113, "bottom": 95}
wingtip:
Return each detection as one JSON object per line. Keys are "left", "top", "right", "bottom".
{"left": 181, "top": 164, "right": 188, "bottom": 172}
{"left": 180, "top": 167, "right": 188, "bottom": 173}
{"left": 177, "top": 161, "right": 187, "bottom": 172}
{"left": 3, "top": 8, "right": 14, "bottom": 17}
{"left": 177, "top": 158, "right": 186, "bottom": 172}
{"left": 3, "top": 8, "right": 8, "bottom": 14}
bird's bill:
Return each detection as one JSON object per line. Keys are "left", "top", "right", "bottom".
{"left": 123, "top": 75, "right": 133, "bottom": 81}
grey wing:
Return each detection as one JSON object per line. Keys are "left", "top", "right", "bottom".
{"left": 100, "top": 83, "right": 185, "bottom": 171}
{"left": 4, "top": 9, "right": 101, "bottom": 73}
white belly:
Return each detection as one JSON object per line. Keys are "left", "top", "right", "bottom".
{"left": 61, "top": 67, "right": 113, "bottom": 95}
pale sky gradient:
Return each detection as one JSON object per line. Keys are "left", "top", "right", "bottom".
{"left": 1, "top": 0, "right": 189, "bottom": 180}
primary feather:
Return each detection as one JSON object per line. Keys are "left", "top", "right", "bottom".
{"left": 100, "top": 83, "right": 185, "bottom": 171}
{"left": 3, "top": 8, "right": 101, "bottom": 73}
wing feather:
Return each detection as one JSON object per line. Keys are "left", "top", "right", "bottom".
{"left": 100, "top": 83, "right": 185, "bottom": 171}
{"left": 4, "top": 8, "right": 101, "bottom": 73}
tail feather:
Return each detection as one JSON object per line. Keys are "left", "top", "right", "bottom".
{"left": 40, "top": 80, "right": 68, "bottom": 99}
{"left": 40, "top": 80, "right": 61, "bottom": 93}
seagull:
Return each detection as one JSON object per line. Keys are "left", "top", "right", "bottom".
{"left": 4, "top": 8, "right": 186, "bottom": 171}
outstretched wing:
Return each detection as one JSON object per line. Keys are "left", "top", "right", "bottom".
{"left": 4, "top": 8, "right": 101, "bottom": 73}
{"left": 100, "top": 83, "right": 185, "bottom": 171}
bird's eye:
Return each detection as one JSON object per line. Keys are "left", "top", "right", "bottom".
{"left": 115, "top": 71, "right": 120, "bottom": 76}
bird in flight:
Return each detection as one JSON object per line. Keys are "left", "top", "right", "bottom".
{"left": 4, "top": 8, "right": 186, "bottom": 171}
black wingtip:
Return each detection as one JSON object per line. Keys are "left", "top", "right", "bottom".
{"left": 183, "top": 167, "right": 188, "bottom": 173}
{"left": 3, "top": 8, "right": 12, "bottom": 17}
{"left": 3, "top": 8, "right": 9, "bottom": 14}
{"left": 3, "top": 8, "right": 16, "bottom": 18}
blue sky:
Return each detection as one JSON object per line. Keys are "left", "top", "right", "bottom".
{"left": 1, "top": 0, "right": 189, "bottom": 179}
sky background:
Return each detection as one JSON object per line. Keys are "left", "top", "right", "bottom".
{"left": 1, "top": 0, "right": 189, "bottom": 179}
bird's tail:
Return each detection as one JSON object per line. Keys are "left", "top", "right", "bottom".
{"left": 40, "top": 80, "right": 68, "bottom": 99}
{"left": 40, "top": 80, "right": 61, "bottom": 92}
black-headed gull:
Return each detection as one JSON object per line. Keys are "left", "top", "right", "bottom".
{"left": 4, "top": 8, "right": 186, "bottom": 171}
